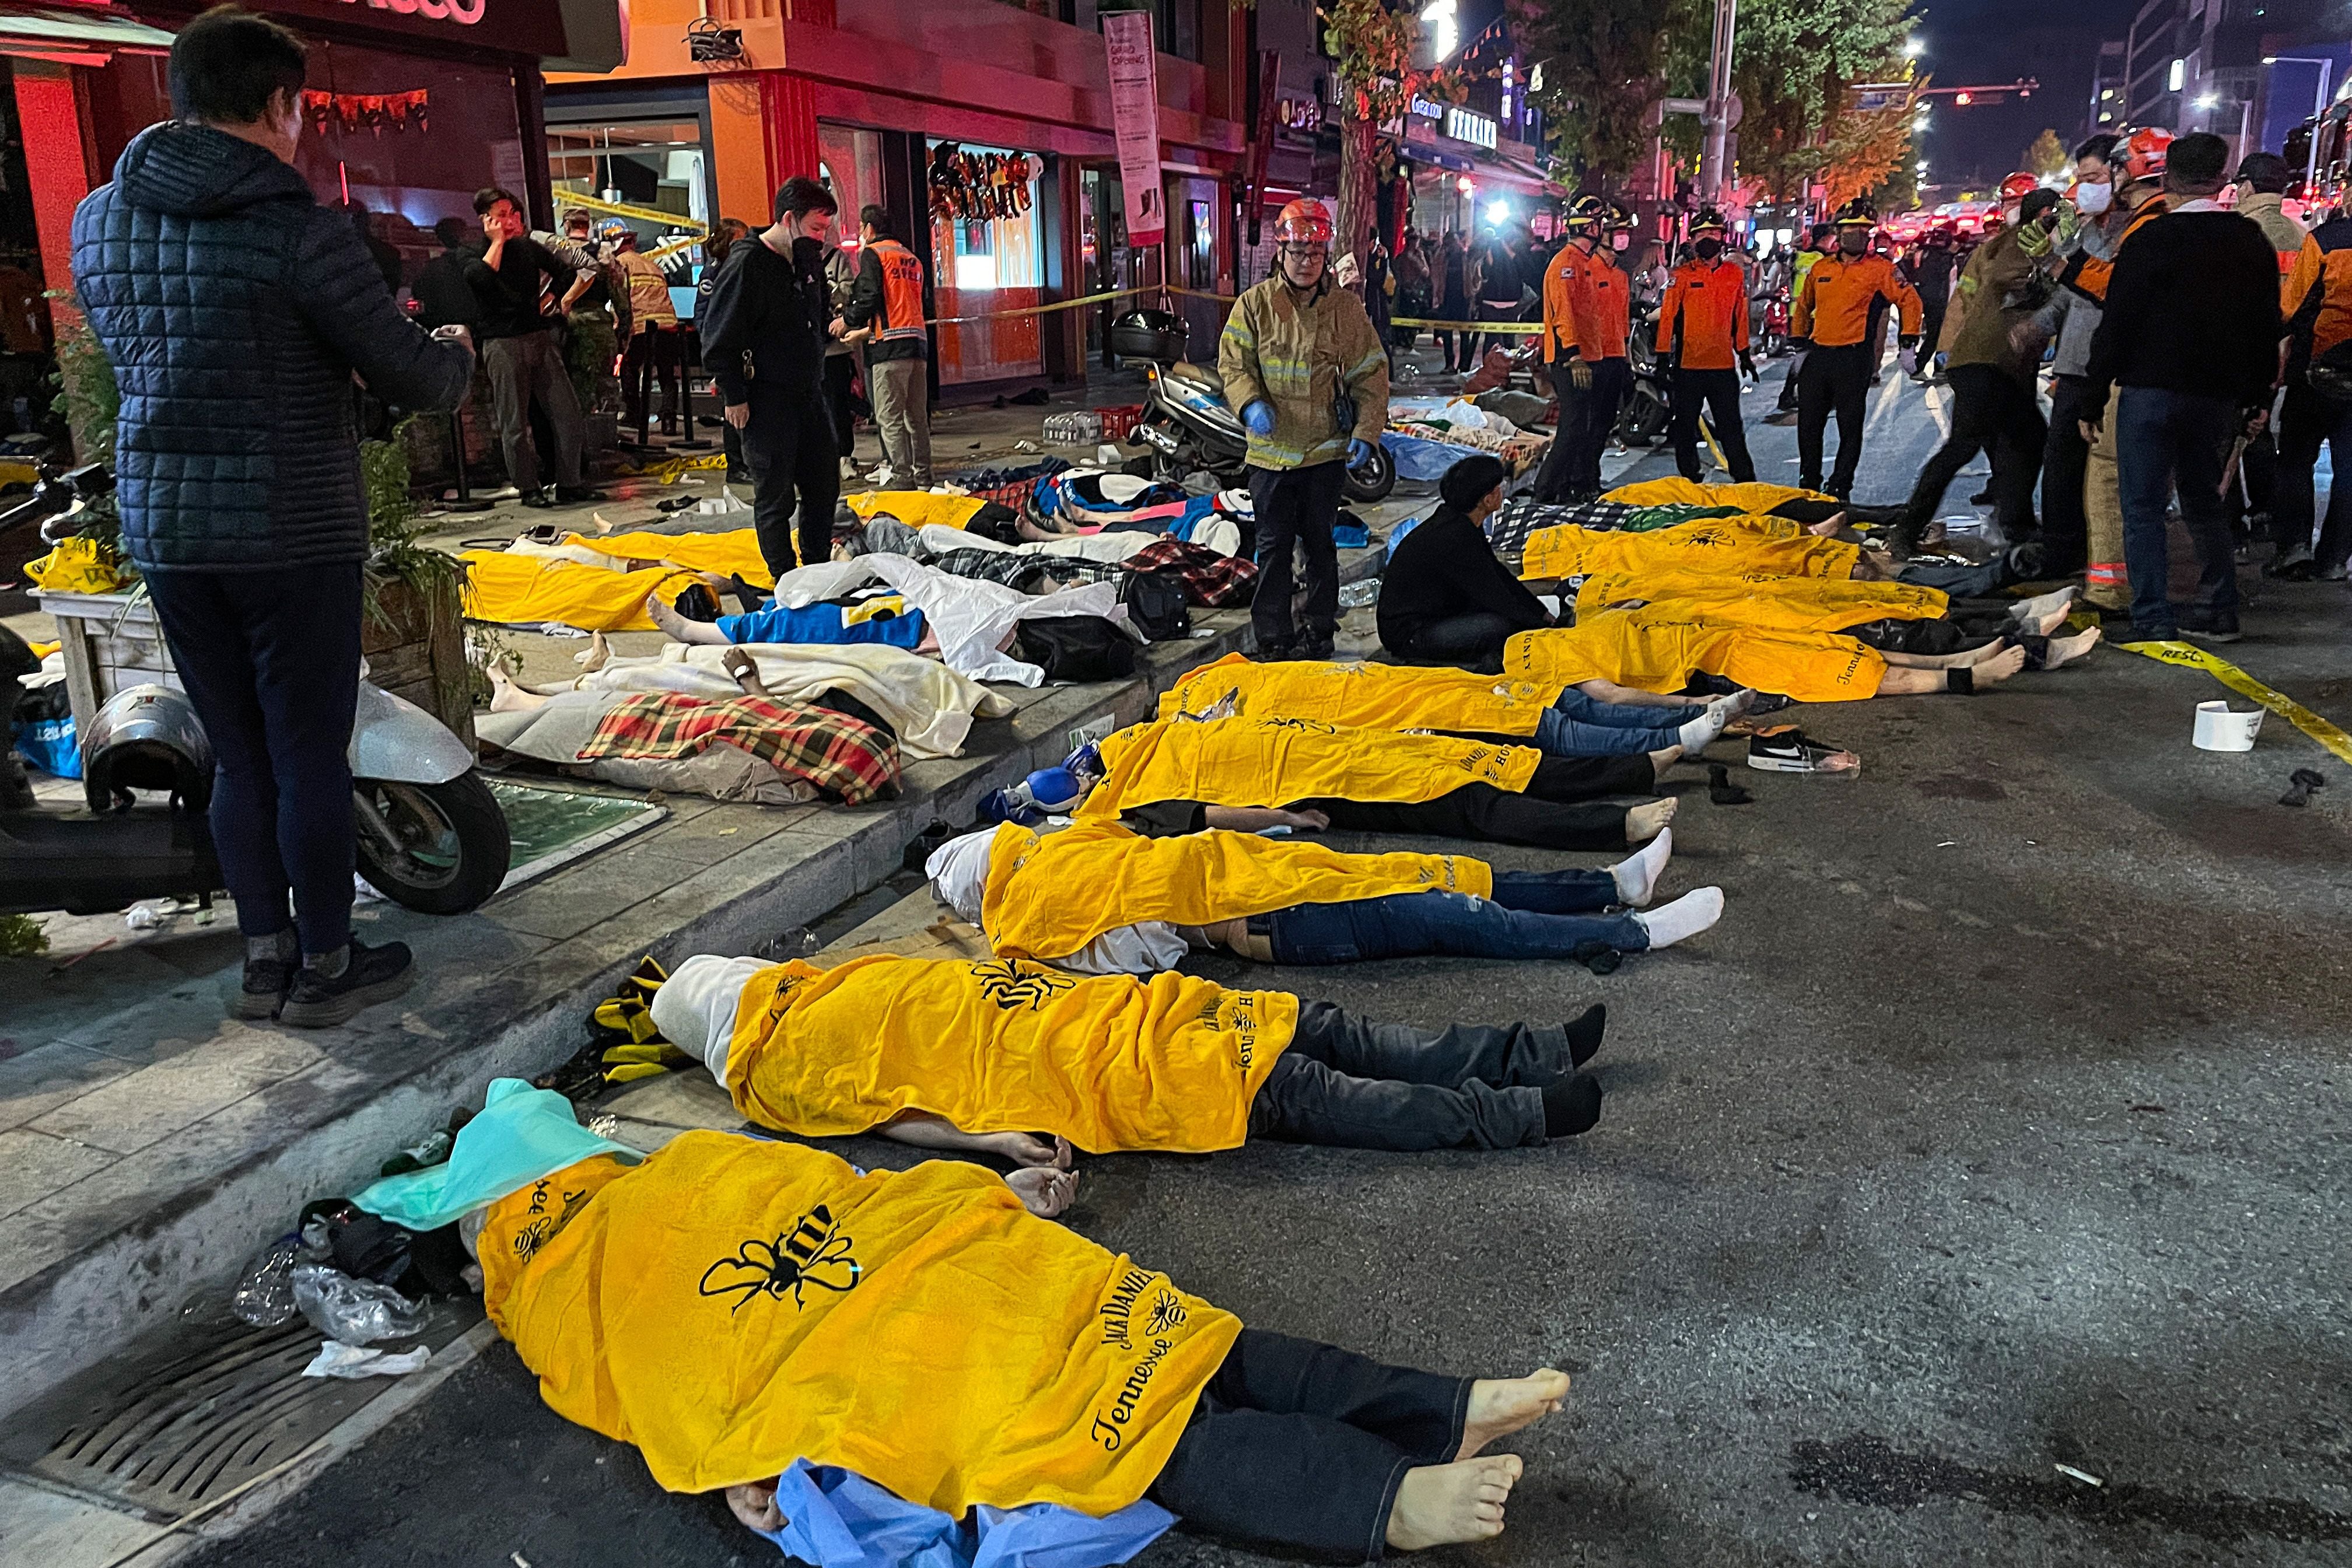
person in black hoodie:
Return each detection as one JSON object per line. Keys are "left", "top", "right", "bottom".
{"left": 701, "top": 176, "right": 842, "bottom": 579}
{"left": 2080, "top": 132, "right": 2283, "bottom": 642}
{"left": 1377, "top": 456, "right": 1555, "bottom": 672}
{"left": 70, "top": 4, "right": 473, "bottom": 1025}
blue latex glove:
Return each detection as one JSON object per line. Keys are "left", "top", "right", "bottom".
{"left": 1346, "top": 438, "right": 1376, "bottom": 465}
{"left": 1241, "top": 399, "right": 1276, "bottom": 436}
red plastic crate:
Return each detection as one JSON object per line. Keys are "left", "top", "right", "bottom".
{"left": 1097, "top": 404, "right": 1144, "bottom": 442}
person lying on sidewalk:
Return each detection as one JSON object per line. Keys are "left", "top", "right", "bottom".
{"left": 1072, "top": 714, "right": 1678, "bottom": 852}
{"left": 650, "top": 950, "right": 1606, "bottom": 1156}
{"left": 1160, "top": 650, "right": 1751, "bottom": 760}
{"left": 923, "top": 817, "right": 1722, "bottom": 974}
{"left": 406, "top": 1099, "right": 1569, "bottom": 1559}
{"left": 646, "top": 581, "right": 933, "bottom": 652}
{"left": 1574, "top": 575, "right": 2102, "bottom": 667}
{"left": 1504, "top": 605, "right": 2092, "bottom": 703}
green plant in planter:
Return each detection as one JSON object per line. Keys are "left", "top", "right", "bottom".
{"left": 363, "top": 416, "right": 473, "bottom": 722}
{"left": 46, "top": 293, "right": 128, "bottom": 564}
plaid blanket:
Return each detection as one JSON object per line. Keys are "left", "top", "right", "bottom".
{"left": 580, "top": 692, "right": 900, "bottom": 804}
{"left": 1126, "top": 537, "right": 1259, "bottom": 606}
{"left": 928, "top": 547, "right": 1046, "bottom": 590}
{"left": 1485, "top": 498, "right": 1643, "bottom": 570}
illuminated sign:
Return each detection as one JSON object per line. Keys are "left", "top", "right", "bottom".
{"left": 331, "top": 0, "right": 485, "bottom": 23}
{"left": 1410, "top": 95, "right": 1446, "bottom": 120}
{"left": 1277, "top": 96, "right": 1322, "bottom": 132}
{"left": 1446, "top": 107, "right": 1496, "bottom": 149}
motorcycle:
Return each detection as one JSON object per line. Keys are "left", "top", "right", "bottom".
{"left": 1, "top": 463, "right": 513, "bottom": 918}
{"left": 1616, "top": 305, "right": 1672, "bottom": 449}
{"left": 1755, "top": 287, "right": 1791, "bottom": 358}
{"left": 1110, "top": 309, "right": 1396, "bottom": 505}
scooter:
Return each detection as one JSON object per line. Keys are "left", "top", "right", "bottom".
{"left": 1618, "top": 305, "right": 1672, "bottom": 449}
{"left": 1, "top": 464, "right": 512, "bottom": 919}
{"left": 1110, "top": 309, "right": 1396, "bottom": 504}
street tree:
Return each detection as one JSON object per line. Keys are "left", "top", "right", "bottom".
{"left": 2025, "top": 128, "right": 2069, "bottom": 177}
{"left": 1510, "top": 0, "right": 1695, "bottom": 192}
{"left": 1318, "top": 0, "right": 1461, "bottom": 281}
{"left": 1730, "top": 0, "right": 1919, "bottom": 208}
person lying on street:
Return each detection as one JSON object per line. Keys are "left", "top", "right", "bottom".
{"left": 1073, "top": 714, "right": 1677, "bottom": 851}
{"left": 1518, "top": 513, "right": 1881, "bottom": 586}
{"left": 649, "top": 950, "right": 1609, "bottom": 1155}
{"left": 1377, "top": 455, "right": 1557, "bottom": 672}
{"left": 645, "top": 579, "right": 933, "bottom": 653}
{"left": 923, "top": 817, "right": 1723, "bottom": 974}
{"left": 1160, "top": 651, "right": 1752, "bottom": 760}
{"left": 1573, "top": 574, "right": 2102, "bottom": 666}
{"left": 419, "top": 1106, "right": 1569, "bottom": 1558}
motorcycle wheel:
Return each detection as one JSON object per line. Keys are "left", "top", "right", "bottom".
{"left": 1341, "top": 441, "right": 1395, "bottom": 503}
{"left": 1621, "top": 396, "right": 1670, "bottom": 447}
{"left": 354, "top": 774, "right": 512, "bottom": 915}
{"left": 1760, "top": 327, "right": 1787, "bottom": 357}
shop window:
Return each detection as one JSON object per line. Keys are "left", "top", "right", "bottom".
{"left": 928, "top": 140, "right": 1045, "bottom": 385}
{"left": 816, "top": 124, "right": 885, "bottom": 254}
{"left": 548, "top": 118, "right": 713, "bottom": 308}
{"left": 1186, "top": 199, "right": 1214, "bottom": 289}
{"left": 1152, "top": 0, "right": 1200, "bottom": 62}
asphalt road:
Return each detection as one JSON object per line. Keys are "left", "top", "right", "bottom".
{"left": 183, "top": 363, "right": 2352, "bottom": 1568}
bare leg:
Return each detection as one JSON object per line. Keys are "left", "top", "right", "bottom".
{"left": 1805, "top": 510, "right": 1848, "bottom": 536}
{"left": 1457, "top": 1370, "right": 1571, "bottom": 1459}
{"left": 1625, "top": 797, "right": 1676, "bottom": 842}
{"left": 1387, "top": 1455, "right": 1522, "bottom": 1550}
{"left": 1875, "top": 643, "right": 2028, "bottom": 693}
{"left": 2038, "top": 625, "right": 2102, "bottom": 669}
{"left": 485, "top": 664, "right": 554, "bottom": 714}
{"left": 1647, "top": 744, "right": 1684, "bottom": 782}
{"left": 1882, "top": 638, "right": 2019, "bottom": 670}
{"left": 645, "top": 588, "right": 733, "bottom": 646}
{"left": 572, "top": 630, "right": 612, "bottom": 673}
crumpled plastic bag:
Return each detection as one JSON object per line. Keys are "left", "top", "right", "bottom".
{"left": 290, "top": 1263, "right": 428, "bottom": 1345}
{"left": 301, "top": 1339, "right": 432, "bottom": 1380}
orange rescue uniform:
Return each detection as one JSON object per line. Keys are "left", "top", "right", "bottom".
{"left": 1793, "top": 253, "right": 1922, "bottom": 347}
{"left": 1657, "top": 257, "right": 1751, "bottom": 370}
{"left": 1543, "top": 243, "right": 1628, "bottom": 362}
{"left": 2282, "top": 225, "right": 2352, "bottom": 358}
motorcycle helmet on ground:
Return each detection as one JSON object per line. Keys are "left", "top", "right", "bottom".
{"left": 82, "top": 684, "right": 214, "bottom": 814}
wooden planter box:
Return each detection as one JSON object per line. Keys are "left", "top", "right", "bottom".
{"left": 35, "top": 574, "right": 475, "bottom": 752}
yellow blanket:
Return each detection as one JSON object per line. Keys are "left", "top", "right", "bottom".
{"left": 1080, "top": 716, "right": 1542, "bottom": 817}
{"left": 1520, "top": 519, "right": 1860, "bottom": 583}
{"left": 482, "top": 1134, "right": 1238, "bottom": 1514}
{"left": 846, "top": 491, "right": 989, "bottom": 530}
{"left": 1575, "top": 569, "right": 1947, "bottom": 633}
{"left": 1506, "top": 609, "right": 1886, "bottom": 702}
{"left": 1603, "top": 477, "right": 1837, "bottom": 510}
{"left": 726, "top": 955, "right": 1297, "bottom": 1154}
{"left": 1159, "top": 652, "right": 1560, "bottom": 736}
{"left": 585, "top": 528, "right": 775, "bottom": 587}
{"left": 460, "top": 550, "right": 695, "bottom": 631}
{"left": 984, "top": 818, "right": 1492, "bottom": 960}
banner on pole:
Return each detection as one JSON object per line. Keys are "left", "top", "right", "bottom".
{"left": 1245, "top": 50, "right": 1282, "bottom": 245}
{"left": 1104, "top": 9, "right": 1166, "bottom": 246}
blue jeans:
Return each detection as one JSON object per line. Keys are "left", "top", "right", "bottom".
{"left": 1533, "top": 688, "right": 1689, "bottom": 757}
{"left": 1245, "top": 1000, "right": 1574, "bottom": 1150}
{"left": 1260, "top": 869, "right": 1647, "bottom": 963}
{"left": 2115, "top": 386, "right": 2241, "bottom": 632}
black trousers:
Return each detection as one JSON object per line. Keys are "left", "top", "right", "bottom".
{"left": 620, "top": 324, "right": 681, "bottom": 435}
{"left": 1572, "top": 358, "right": 1630, "bottom": 496}
{"left": 142, "top": 564, "right": 363, "bottom": 956}
{"left": 1306, "top": 783, "right": 1632, "bottom": 850}
{"left": 739, "top": 385, "right": 840, "bottom": 578}
{"left": 1534, "top": 360, "right": 1590, "bottom": 502}
{"left": 1248, "top": 460, "right": 1345, "bottom": 649}
{"left": 1151, "top": 1328, "right": 1472, "bottom": 1560}
{"left": 822, "top": 351, "right": 858, "bottom": 460}
{"left": 1246, "top": 1001, "right": 1566, "bottom": 1151}
{"left": 1916, "top": 295, "right": 1948, "bottom": 373}
{"left": 1900, "top": 363, "right": 2045, "bottom": 543}
{"left": 2041, "top": 373, "right": 2095, "bottom": 573}
{"left": 1384, "top": 611, "right": 1518, "bottom": 674}
{"left": 1797, "top": 342, "right": 1874, "bottom": 496}
{"left": 1672, "top": 366, "right": 1755, "bottom": 482}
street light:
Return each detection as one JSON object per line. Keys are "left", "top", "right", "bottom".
{"left": 1903, "top": 37, "right": 1923, "bottom": 58}
{"left": 1485, "top": 199, "right": 1511, "bottom": 224}
{"left": 2270, "top": 56, "right": 2336, "bottom": 197}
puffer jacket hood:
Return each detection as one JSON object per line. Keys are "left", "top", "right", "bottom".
{"left": 114, "top": 120, "right": 312, "bottom": 221}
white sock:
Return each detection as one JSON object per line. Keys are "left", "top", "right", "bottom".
{"left": 1678, "top": 706, "right": 1727, "bottom": 751}
{"left": 1712, "top": 689, "right": 1756, "bottom": 720}
{"left": 1609, "top": 826, "right": 1672, "bottom": 907}
{"left": 1632, "top": 886, "right": 1724, "bottom": 950}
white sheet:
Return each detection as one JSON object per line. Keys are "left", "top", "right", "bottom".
{"left": 576, "top": 642, "right": 1013, "bottom": 758}
{"left": 764, "top": 554, "right": 1129, "bottom": 686}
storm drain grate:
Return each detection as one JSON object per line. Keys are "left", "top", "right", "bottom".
{"left": 29, "top": 1307, "right": 475, "bottom": 1518}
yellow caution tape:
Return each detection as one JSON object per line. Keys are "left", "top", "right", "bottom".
{"left": 2117, "top": 639, "right": 2352, "bottom": 765}
{"left": 1389, "top": 316, "right": 1545, "bottom": 333}
{"left": 631, "top": 452, "right": 732, "bottom": 484}
{"left": 558, "top": 189, "right": 710, "bottom": 233}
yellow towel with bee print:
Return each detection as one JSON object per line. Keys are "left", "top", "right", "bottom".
{"left": 1573, "top": 569, "right": 1948, "bottom": 633}
{"left": 724, "top": 955, "right": 1298, "bottom": 1154}
{"left": 481, "top": 1132, "right": 1239, "bottom": 1513}
{"left": 1077, "top": 716, "right": 1541, "bottom": 818}
{"left": 1518, "top": 519, "right": 1861, "bottom": 583}
{"left": 1157, "top": 652, "right": 1561, "bottom": 737}
{"left": 982, "top": 818, "right": 1490, "bottom": 961}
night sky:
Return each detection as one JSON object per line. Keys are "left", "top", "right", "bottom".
{"left": 1907, "top": 0, "right": 2148, "bottom": 192}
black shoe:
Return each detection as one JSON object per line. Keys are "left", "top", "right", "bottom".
{"left": 233, "top": 949, "right": 296, "bottom": 1020}
{"left": 2133, "top": 622, "right": 2182, "bottom": 643}
{"left": 1256, "top": 641, "right": 1297, "bottom": 662}
{"left": 519, "top": 489, "right": 555, "bottom": 509}
{"left": 1297, "top": 635, "right": 1336, "bottom": 662}
{"left": 1969, "top": 488, "right": 1992, "bottom": 506}
{"left": 281, "top": 938, "right": 416, "bottom": 1028}
{"left": 554, "top": 485, "right": 607, "bottom": 504}
{"left": 2176, "top": 607, "right": 2242, "bottom": 644}
{"left": 726, "top": 468, "right": 755, "bottom": 485}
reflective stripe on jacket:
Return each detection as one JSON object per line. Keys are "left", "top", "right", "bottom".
{"left": 1217, "top": 275, "right": 1391, "bottom": 470}
{"left": 1791, "top": 254, "right": 1921, "bottom": 346}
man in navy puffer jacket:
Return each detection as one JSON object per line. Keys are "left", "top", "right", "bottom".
{"left": 71, "top": 5, "right": 473, "bottom": 1026}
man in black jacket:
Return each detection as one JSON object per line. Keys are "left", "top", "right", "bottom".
{"left": 701, "top": 175, "right": 842, "bottom": 578}
{"left": 410, "top": 217, "right": 482, "bottom": 331}
{"left": 1377, "top": 455, "right": 1555, "bottom": 672}
{"left": 71, "top": 5, "right": 473, "bottom": 1024}
{"left": 2081, "top": 132, "right": 2283, "bottom": 642}
{"left": 466, "top": 186, "right": 595, "bottom": 508}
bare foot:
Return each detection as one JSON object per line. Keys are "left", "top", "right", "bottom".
{"left": 1458, "top": 1370, "right": 1572, "bottom": 1458}
{"left": 573, "top": 630, "right": 612, "bottom": 673}
{"left": 2018, "top": 602, "right": 2070, "bottom": 636}
{"left": 1975, "top": 643, "right": 2029, "bottom": 685}
{"left": 1386, "top": 1455, "right": 1523, "bottom": 1550}
{"left": 485, "top": 664, "right": 550, "bottom": 715}
{"left": 1646, "top": 744, "right": 1685, "bottom": 779}
{"left": 2040, "top": 625, "right": 2102, "bottom": 670}
{"left": 590, "top": 510, "right": 619, "bottom": 536}
{"left": 1006, "top": 1166, "right": 1079, "bottom": 1218}
{"left": 646, "top": 588, "right": 729, "bottom": 645}
{"left": 1806, "top": 510, "right": 1847, "bottom": 536}
{"left": 1625, "top": 797, "right": 1677, "bottom": 843}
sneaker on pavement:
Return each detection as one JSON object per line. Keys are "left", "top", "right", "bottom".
{"left": 280, "top": 938, "right": 416, "bottom": 1028}
{"left": 519, "top": 489, "right": 554, "bottom": 509}
{"left": 2176, "top": 607, "right": 2242, "bottom": 644}
{"left": 234, "top": 946, "right": 296, "bottom": 1020}
{"left": 2266, "top": 545, "right": 2316, "bottom": 579}
{"left": 2320, "top": 560, "right": 2351, "bottom": 581}
{"left": 554, "top": 486, "right": 606, "bottom": 505}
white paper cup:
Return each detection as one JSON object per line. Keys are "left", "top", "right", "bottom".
{"left": 2192, "top": 699, "right": 2264, "bottom": 751}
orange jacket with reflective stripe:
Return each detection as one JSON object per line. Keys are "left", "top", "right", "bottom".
{"left": 1791, "top": 253, "right": 1920, "bottom": 346}
{"left": 1657, "top": 257, "right": 1751, "bottom": 370}
{"left": 862, "top": 239, "right": 928, "bottom": 343}
{"left": 1542, "top": 243, "right": 1629, "bottom": 362}
{"left": 2282, "top": 220, "right": 2352, "bottom": 357}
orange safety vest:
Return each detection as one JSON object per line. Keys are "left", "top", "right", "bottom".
{"left": 866, "top": 237, "right": 928, "bottom": 343}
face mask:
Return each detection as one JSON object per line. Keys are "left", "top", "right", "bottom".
{"left": 1611, "top": 232, "right": 1630, "bottom": 251}
{"left": 1694, "top": 237, "right": 1723, "bottom": 260}
{"left": 1839, "top": 232, "right": 1868, "bottom": 256}
{"left": 2075, "top": 181, "right": 2113, "bottom": 215}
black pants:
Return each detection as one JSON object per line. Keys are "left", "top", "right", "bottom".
{"left": 1385, "top": 611, "right": 1517, "bottom": 674}
{"left": 822, "top": 351, "right": 858, "bottom": 460}
{"left": 1900, "top": 363, "right": 2045, "bottom": 544}
{"left": 620, "top": 324, "right": 681, "bottom": 436}
{"left": 142, "top": 564, "right": 363, "bottom": 956}
{"left": 1672, "top": 366, "right": 1755, "bottom": 482}
{"left": 740, "top": 385, "right": 840, "bottom": 578}
{"left": 2041, "top": 373, "right": 2095, "bottom": 573}
{"left": 1534, "top": 360, "right": 1591, "bottom": 502}
{"left": 1916, "top": 295, "right": 1947, "bottom": 373}
{"left": 1797, "top": 342, "right": 1874, "bottom": 496}
{"left": 1776, "top": 345, "right": 1806, "bottom": 411}
{"left": 481, "top": 330, "right": 584, "bottom": 493}
{"left": 1247, "top": 1000, "right": 1566, "bottom": 1150}
{"left": 1151, "top": 1328, "right": 1471, "bottom": 1560}
{"left": 1248, "top": 460, "right": 1345, "bottom": 649}
{"left": 1306, "top": 783, "right": 1631, "bottom": 850}
{"left": 1573, "top": 357, "right": 1630, "bottom": 496}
